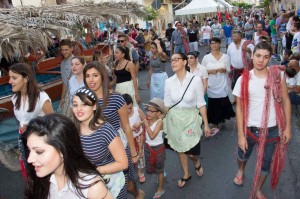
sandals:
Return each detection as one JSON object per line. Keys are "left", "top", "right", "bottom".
{"left": 233, "top": 175, "right": 244, "bottom": 186}
{"left": 152, "top": 190, "right": 165, "bottom": 199}
{"left": 195, "top": 164, "right": 204, "bottom": 177}
{"left": 256, "top": 194, "right": 266, "bottom": 199}
{"left": 177, "top": 176, "right": 192, "bottom": 188}
{"left": 138, "top": 174, "right": 146, "bottom": 183}
{"left": 210, "top": 128, "right": 220, "bottom": 137}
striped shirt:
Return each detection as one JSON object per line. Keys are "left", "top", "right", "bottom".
{"left": 99, "top": 93, "right": 126, "bottom": 130}
{"left": 80, "top": 122, "right": 118, "bottom": 166}
{"left": 80, "top": 122, "right": 127, "bottom": 199}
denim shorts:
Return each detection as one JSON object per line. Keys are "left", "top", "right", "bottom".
{"left": 203, "top": 39, "right": 210, "bottom": 45}
{"left": 225, "top": 37, "right": 232, "bottom": 45}
{"left": 271, "top": 34, "right": 278, "bottom": 45}
{"left": 237, "top": 126, "right": 279, "bottom": 176}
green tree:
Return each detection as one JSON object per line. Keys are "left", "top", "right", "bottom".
{"left": 232, "top": 2, "right": 252, "bottom": 9}
{"left": 143, "top": 6, "right": 158, "bottom": 21}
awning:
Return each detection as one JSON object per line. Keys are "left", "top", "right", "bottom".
{"left": 215, "top": 0, "right": 234, "bottom": 12}
{"left": 175, "top": 0, "right": 225, "bottom": 16}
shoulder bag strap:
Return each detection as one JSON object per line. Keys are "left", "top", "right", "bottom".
{"left": 169, "top": 75, "right": 195, "bottom": 110}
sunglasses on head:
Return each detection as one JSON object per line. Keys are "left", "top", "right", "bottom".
{"left": 117, "top": 40, "right": 125, "bottom": 43}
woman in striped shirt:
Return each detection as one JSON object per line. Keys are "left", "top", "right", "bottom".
{"left": 72, "top": 87, "right": 128, "bottom": 198}
{"left": 83, "top": 61, "right": 145, "bottom": 199}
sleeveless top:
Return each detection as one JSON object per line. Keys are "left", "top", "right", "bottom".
{"left": 150, "top": 55, "right": 166, "bottom": 73}
{"left": 129, "top": 107, "right": 143, "bottom": 138}
{"left": 145, "top": 119, "right": 163, "bottom": 146}
{"left": 115, "top": 61, "right": 132, "bottom": 83}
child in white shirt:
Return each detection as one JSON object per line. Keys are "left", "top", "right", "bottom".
{"left": 143, "top": 98, "right": 166, "bottom": 199}
{"left": 123, "top": 94, "right": 146, "bottom": 183}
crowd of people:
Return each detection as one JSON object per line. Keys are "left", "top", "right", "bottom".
{"left": 5, "top": 8, "right": 299, "bottom": 199}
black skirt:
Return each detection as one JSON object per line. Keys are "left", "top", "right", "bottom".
{"left": 207, "top": 96, "right": 235, "bottom": 125}
{"left": 184, "top": 140, "right": 201, "bottom": 156}
{"left": 164, "top": 137, "right": 201, "bottom": 156}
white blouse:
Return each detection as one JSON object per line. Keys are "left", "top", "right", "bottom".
{"left": 12, "top": 91, "right": 50, "bottom": 127}
{"left": 189, "top": 62, "right": 208, "bottom": 79}
{"left": 48, "top": 172, "right": 97, "bottom": 199}
{"left": 201, "top": 53, "right": 230, "bottom": 98}
{"left": 164, "top": 72, "right": 206, "bottom": 109}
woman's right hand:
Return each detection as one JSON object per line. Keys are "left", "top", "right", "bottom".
{"left": 238, "top": 135, "right": 248, "bottom": 154}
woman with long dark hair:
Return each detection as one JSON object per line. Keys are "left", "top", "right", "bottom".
{"left": 113, "top": 46, "right": 141, "bottom": 106}
{"left": 72, "top": 87, "right": 128, "bottom": 198}
{"left": 22, "top": 113, "right": 112, "bottom": 199}
{"left": 147, "top": 39, "right": 168, "bottom": 100}
{"left": 83, "top": 61, "right": 145, "bottom": 198}
{"left": 164, "top": 53, "right": 210, "bottom": 188}
{"left": 9, "top": 63, "right": 54, "bottom": 178}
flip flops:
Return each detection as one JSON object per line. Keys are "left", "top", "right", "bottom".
{"left": 195, "top": 164, "right": 204, "bottom": 177}
{"left": 178, "top": 176, "right": 192, "bottom": 188}
{"left": 139, "top": 174, "right": 146, "bottom": 183}
{"left": 153, "top": 190, "right": 165, "bottom": 199}
{"left": 210, "top": 128, "right": 220, "bottom": 137}
{"left": 233, "top": 175, "right": 244, "bottom": 186}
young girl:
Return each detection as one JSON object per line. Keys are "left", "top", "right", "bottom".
{"left": 123, "top": 94, "right": 146, "bottom": 183}
{"left": 143, "top": 98, "right": 166, "bottom": 199}
{"left": 22, "top": 113, "right": 112, "bottom": 199}
{"left": 72, "top": 88, "right": 128, "bottom": 198}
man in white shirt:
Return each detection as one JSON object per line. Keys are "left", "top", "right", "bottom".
{"left": 288, "top": 59, "right": 300, "bottom": 104}
{"left": 227, "top": 31, "right": 254, "bottom": 89}
{"left": 232, "top": 41, "right": 291, "bottom": 199}
{"left": 201, "top": 20, "right": 211, "bottom": 47}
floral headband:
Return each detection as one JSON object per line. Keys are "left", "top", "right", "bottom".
{"left": 76, "top": 88, "right": 97, "bottom": 101}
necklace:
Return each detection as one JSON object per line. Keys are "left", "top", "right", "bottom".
{"left": 117, "top": 59, "right": 126, "bottom": 68}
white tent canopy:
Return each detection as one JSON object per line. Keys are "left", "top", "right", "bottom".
{"left": 175, "top": 0, "right": 233, "bottom": 16}
{"left": 216, "top": 0, "right": 234, "bottom": 12}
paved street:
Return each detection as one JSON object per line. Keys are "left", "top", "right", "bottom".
{"left": 1, "top": 42, "right": 300, "bottom": 199}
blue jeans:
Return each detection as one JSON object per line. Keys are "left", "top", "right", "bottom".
{"left": 245, "top": 34, "right": 252, "bottom": 40}
{"left": 174, "top": 44, "right": 185, "bottom": 54}
{"left": 289, "top": 92, "right": 300, "bottom": 105}
{"left": 237, "top": 126, "right": 279, "bottom": 176}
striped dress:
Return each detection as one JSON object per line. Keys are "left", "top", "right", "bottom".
{"left": 98, "top": 93, "right": 136, "bottom": 191}
{"left": 80, "top": 122, "right": 126, "bottom": 199}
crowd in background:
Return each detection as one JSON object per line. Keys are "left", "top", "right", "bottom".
{"left": 2, "top": 7, "right": 300, "bottom": 199}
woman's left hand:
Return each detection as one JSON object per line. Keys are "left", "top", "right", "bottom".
{"left": 135, "top": 95, "right": 141, "bottom": 104}
{"left": 204, "top": 125, "right": 211, "bottom": 137}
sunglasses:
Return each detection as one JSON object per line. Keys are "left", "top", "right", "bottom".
{"left": 117, "top": 40, "right": 125, "bottom": 43}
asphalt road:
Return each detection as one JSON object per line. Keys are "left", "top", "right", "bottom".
{"left": 1, "top": 43, "right": 300, "bottom": 199}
